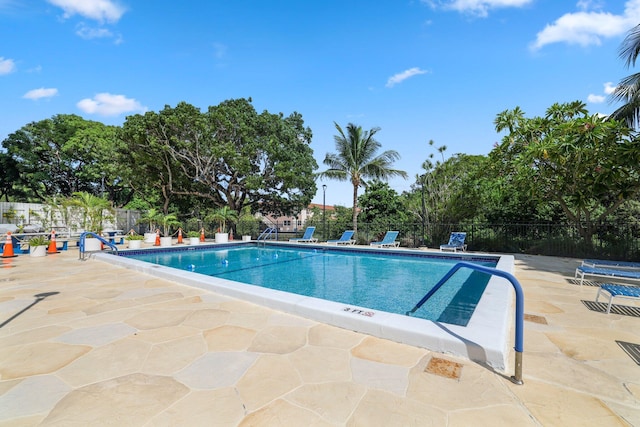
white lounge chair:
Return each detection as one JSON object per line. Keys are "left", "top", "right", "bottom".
{"left": 288, "top": 226, "right": 318, "bottom": 243}
{"left": 595, "top": 284, "right": 640, "bottom": 314}
{"left": 370, "top": 231, "right": 399, "bottom": 248}
{"left": 327, "top": 230, "right": 355, "bottom": 245}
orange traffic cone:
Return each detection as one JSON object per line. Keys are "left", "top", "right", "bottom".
{"left": 2, "top": 232, "right": 17, "bottom": 258}
{"left": 200, "top": 228, "right": 205, "bottom": 242}
{"left": 154, "top": 229, "right": 161, "bottom": 246}
{"left": 47, "top": 230, "right": 59, "bottom": 254}
{"left": 177, "top": 228, "right": 183, "bottom": 244}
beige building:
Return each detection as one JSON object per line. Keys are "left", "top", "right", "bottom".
{"left": 260, "top": 203, "right": 335, "bottom": 232}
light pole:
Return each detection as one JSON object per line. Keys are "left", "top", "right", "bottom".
{"left": 322, "top": 184, "right": 327, "bottom": 241}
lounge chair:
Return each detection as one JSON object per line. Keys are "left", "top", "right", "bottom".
{"left": 440, "top": 232, "right": 467, "bottom": 252}
{"left": 370, "top": 231, "right": 400, "bottom": 248}
{"left": 582, "top": 259, "right": 640, "bottom": 270}
{"left": 327, "top": 230, "right": 355, "bottom": 245}
{"left": 288, "top": 226, "right": 318, "bottom": 243}
{"left": 575, "top": 265, "right": 640, "bottom": 286}
{"left": 595, "top": 284, "right": 640, "bottom": 314}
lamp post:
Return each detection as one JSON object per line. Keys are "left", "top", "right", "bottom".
{"left": 322, "top": 184, "right": 327, "bottom": 241}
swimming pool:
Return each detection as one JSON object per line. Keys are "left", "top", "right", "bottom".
{"left": 98, "top": 242, "right": 515, "bottom": 371}
{"left": 125, "top": 245, "right": 496, "bottom": 327}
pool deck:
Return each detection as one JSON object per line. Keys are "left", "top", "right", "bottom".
{"left": 1, "top": 245, "right": 639, "bottom": 426}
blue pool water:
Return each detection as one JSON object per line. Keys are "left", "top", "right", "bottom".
{"left": 124, "top": 244, "right": 497, "bottom": 326}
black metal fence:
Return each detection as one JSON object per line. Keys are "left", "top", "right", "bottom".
{"left": 279, "top": 221, "right": 640, "bottom": 261}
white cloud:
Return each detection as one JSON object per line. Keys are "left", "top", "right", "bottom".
{"left": 386, "top": 67, "right": 428, "bottom": 88}
{"left": 212, "top": 42, "right": 227, "bottom": 59}
{"left": 531, "top": 0, "right": 640, "bottom": 50}
{"left": 604, "top": 81, "right": 616, "bottom": 94}
{"left": 76, "top": 23, "right": 113, "bottom": 39}
{"left": 77, "top": 93, "right": 146, "bottom": 116}
{"left": 587, "top": 93, "right": 605, "bottom": 103}
{"left": 423, "top": 0, "right": 533, "bottom": 18}
{"left": 0, "top": 56, "right": 16, "bottom": 75}
{"left": 47, "top": 0, "right": 126, "bottom": 23}
{"left": 23, "top": 87, "right": 58, "bottom": 100}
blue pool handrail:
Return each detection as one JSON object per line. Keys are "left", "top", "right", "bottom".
{"left": 406, "top": 261, "right": 524, "bottom": 385}
{"left": 79, "top": 231, "right": 118, "bottom": 260}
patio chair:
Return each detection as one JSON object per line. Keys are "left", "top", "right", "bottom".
{"left": 595, "top": 283, "right": 640, "bottom": 314}
{"left": 575, "top": 265, "right": 640, "bottom": 286}
{"left": 327, "top": 230, "right": 355, "bottom": 245}
{"left": 370, "top": 231, "right": 400, "bottom": 248}
{"left": 440, "top": 232, "right": 467, "bottom": 252}
{"left": 288, "top": 226, "right": 318, "bottom": 243}
{"left": 582, "top": 259, "right": 640, "bottom": 270}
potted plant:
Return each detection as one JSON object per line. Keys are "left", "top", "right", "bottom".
{"left": 69, "top": 192, "right": 114, "bottom": 252}
{"left": 157, "top": 212, "right": 181, "bottom": 247}
{"left": 206, "top": 206, "right": 238, "bottom": 243}
{"left": 236, "top": 209, "right": 259, "bottom": 241}
{"left": 187, "top": 231, "right": 201, "bottom": 245}
{"left": 137, "top": 208, "right": 160, "bottom": 243}
{"left": 125, "top": 234, "right": 145, "bottom": 249}
{"left": 29, "top": 236, "right": 49, "bottom": 257}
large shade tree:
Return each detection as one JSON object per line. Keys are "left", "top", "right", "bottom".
{"left": 1, "top": 114, "right": 126, "bottom": 203}
{"left": 119, "top": 99, "right": 318, "bottom": 216}
{"left": 318, "top": 122, "right": 407, "bottom": 234}
{"left": 493, "top": 101, "right": 640, "bottom": 244}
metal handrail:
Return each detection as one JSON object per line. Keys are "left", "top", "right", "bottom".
{"left": 257, "top": 227, "right": 277, "bottom": 241}
{"left": 78, "top": 232, "right": 118, "bottom": 260}
{"left": 406, "top": 261, "right": 524, "bottom": 385}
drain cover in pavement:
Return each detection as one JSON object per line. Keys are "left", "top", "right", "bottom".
{"left": 616, "top": 341, "right": 640, "bottom": 365}
{"left": 425, "top": 357, "right": 463, "bottom": 380}
{"left": 581, "top": 300, "right": 640, "bottom": 317}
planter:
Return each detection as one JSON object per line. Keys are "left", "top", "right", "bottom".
{"left": 84, "top": 238, "right": 102, "bottom": 252}
{"left": 242, "top": 235, "right": 252, "bottom": 242}
{"left": 29, "top": 245, "right": 47, "bottom": 257}
{"left": 144, "top": 232, "right": 156, "bottom": 243}
{"left": 215, "top": 232, "right": 229, "bottom": 244}
{"left": 160, "top": 236, "right": 173, "bottom": 247}
{"left": 189, "top": 237, "right": 200, "bottom": 245}
{"left": 128, "top": 239, "right": 142, "bottom": 249}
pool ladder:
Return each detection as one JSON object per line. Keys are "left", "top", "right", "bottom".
{"left": 406, "top": 261, "right": 525, "bottom": 385}
{"left": 78, "top": 231, "right": 118, "bottom": 260}
{"left": 257, "top": 227, "right": 278, "bottom": 244}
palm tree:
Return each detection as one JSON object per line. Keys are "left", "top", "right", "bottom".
{"left": 318, "top": 122, "right": 408, "bottom": 235}
{"left": 610, "top": 24, "right": 640, "bottom": 128}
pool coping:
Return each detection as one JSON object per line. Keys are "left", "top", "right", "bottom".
{"left": 96, "top": 242, "right": 515, "bottom": 372}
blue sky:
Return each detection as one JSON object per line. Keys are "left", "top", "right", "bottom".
{"left": 1, "top": 0, "right": 639, "bottom": 206}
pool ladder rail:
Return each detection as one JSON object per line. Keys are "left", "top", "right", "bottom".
{"left": 78, "top": 231, "right": 118, "bottom": 260}
{"left": 257, "top": 227, "right": 278, "bottom": 243}
{"left": 406, "top": 261, "right": 525, "bottom": 385}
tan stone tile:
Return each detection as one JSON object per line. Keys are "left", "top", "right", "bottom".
{"left": 124, "top": 309, "right": 192, "bottom": 330}
{"left": 151, "top": 388, "right": 245, "bottom": 426}
{"left": 288, "top": 345, "right": 351, "bottom": 383}
{"left": 351, "top": 336, "right": 426, "bottom": 367}
{"left": 55, "top": 338, "right": 152, "bottom": 387}
{"left": 0, "top": 342, "right": 91, "bottom": 380}
{"left": 141, "top": 334, "right": 207, "bottom": 375}
{"left": 351, "top": 357, "right": 410, "bottom": 396}
{"left": 0, "top": 325, "right": 71, "bottom": 348}
{"left": 182, "top": 308, "right": 230, "bottom": 330}
{"left": 175, "top": 351, "right": 258, "bottom": 389}
{"left": 248, "top": 325, "right": 308, "bottom": 354}
{"left": 204, "top": 325, "right": 257, "bottom": 351}
{"left": 0, "top": 414, "right": 46, "bottom": 426}
{"left": 130, "top": 325, "right": 201, "bottom": 344}
{"left": 236, "top": 354, "right": 302, "bottom": 411}
{"left": 286, "top": 382, "right": 367, "bottom": 424}
{"left": 134, "top": 291, "right": 185, "bottom": 305}
{"left": 83, "top": 299, "right": 138, "bottom": 315}
{"left": 42, "top": 373, "right": 189, "bottom": 426}
{"left": 347, "top": 389, "right": 446, "bottom": 426}
{"left": 511, "top": 379, "right": 629, "bottom": 426}
{"left": 448, "top": 403, "right": 538, "bottom": 426}
{"left": 308, "top": 323, "right": 364, "bottom": 349}
{"left": 241, "top": 399, "right": 334, "bottom": 426}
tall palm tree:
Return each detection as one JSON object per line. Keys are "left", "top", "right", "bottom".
{"left": 610, "top": 24, "right": 640, "bottom": 128}
{"left": 318, "top": 122, "right": 408, "bottom": 235}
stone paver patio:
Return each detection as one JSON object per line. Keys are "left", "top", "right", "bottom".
{"left": 0, "top": 245, "right": 639, "bottom": 426}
